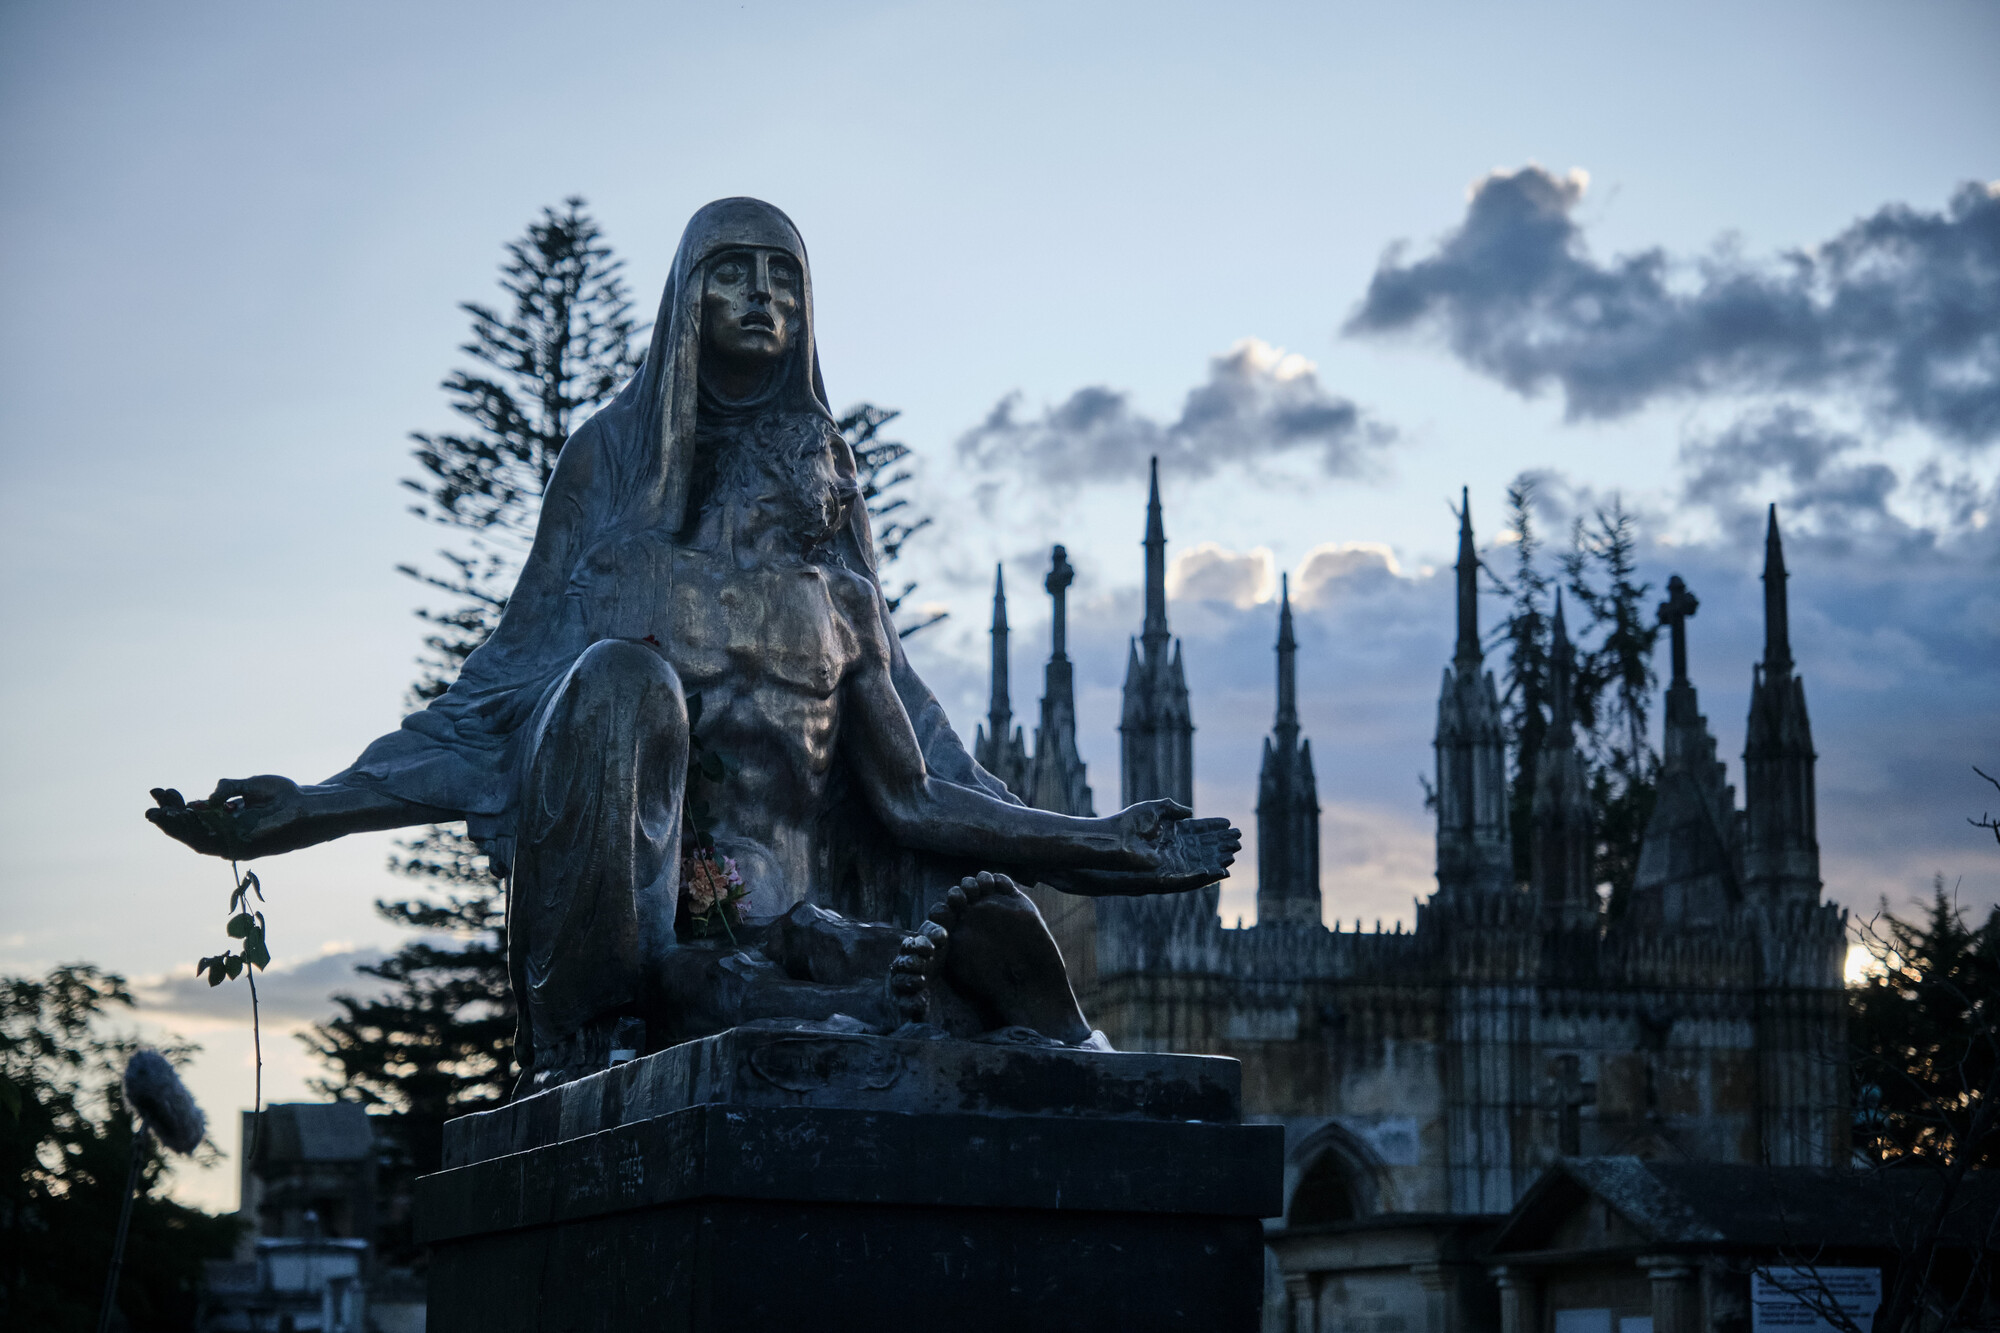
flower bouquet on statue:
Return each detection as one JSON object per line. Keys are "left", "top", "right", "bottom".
{"left": 677, "top": 849, "right": 747, "bottom": 941}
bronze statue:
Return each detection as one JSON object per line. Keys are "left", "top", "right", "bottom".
{"left": 149, "top": 198, "right": 1239, "bottom": 1089}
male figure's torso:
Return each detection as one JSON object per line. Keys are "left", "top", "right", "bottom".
{"left": 587, "top": 518, "right": 878, "bottom": 917}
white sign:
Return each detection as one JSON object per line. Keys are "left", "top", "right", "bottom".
{"left": 1753, "top": 1267, "right": 1882, "bottom": 1333}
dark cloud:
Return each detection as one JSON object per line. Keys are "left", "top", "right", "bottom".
{"left": 1346, "top": 168, "right": 2000, "bottom": 445}
{"left": 1674, "top": 404, "right": 2000, "bottom": 563}
{"left": 958, "top": 338, "right": 1390, "bottom": 482}
{"left": 137, "top": 947, "right": 388, "bottom": 1025}
{"left": 1682, "top": 406, "right": 1888, "bottom": 520}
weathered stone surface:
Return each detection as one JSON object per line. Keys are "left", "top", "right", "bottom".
{"left": 418, "top": 1030, "right": 1280, "bottom": 1332}
{"left": 426, "top": 1197, "right": 1269, "bottom": 1332}
{"left": 442, "top": 1025, "right": 1246, "bottom": 1169}
{"left": 420, "top": 1103, "right": 1280, "bottom": 1241}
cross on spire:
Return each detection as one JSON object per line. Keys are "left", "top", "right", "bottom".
{"left": 1046, "top": 545, "right": 1075, "bottom": 660}
{"left": 1658, "top": 574, "right": 1700, "bottom": 687}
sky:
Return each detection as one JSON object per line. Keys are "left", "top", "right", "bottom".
{"left": 2, "top": 1, "right": 1995, "bottom": 1212}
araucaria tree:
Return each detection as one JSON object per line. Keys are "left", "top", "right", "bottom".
{"left": 304, "top": 199, "right": 645, "bottom": 1188}
{"left": 840, "top": 403, "right": 946, "bottom": 635}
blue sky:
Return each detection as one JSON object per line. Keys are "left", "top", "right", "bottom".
{"left": 3, "top": 1, "right": 1995, "bottom": 1210}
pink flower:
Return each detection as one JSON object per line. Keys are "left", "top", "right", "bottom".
{"left": 683, "top": 857, "right": 728, "bottom": 913}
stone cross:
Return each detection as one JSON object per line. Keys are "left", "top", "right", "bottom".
{"left": 1046, "top": 545, "right": 1075, "bottom": 660}
{"left": 1658, "top": 575, "right": 1699, "bottom": 687}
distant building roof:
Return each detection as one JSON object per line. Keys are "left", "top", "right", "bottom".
{"left": 1490, "top": 1158, "right": 2000, "bottom": 1258}
{"left": 253, "top": 1101, "right": 375, "bottom": 1164}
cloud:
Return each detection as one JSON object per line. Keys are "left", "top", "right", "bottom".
{"left": 1675, "top": 404, "right": 2000, "bottom": 566}
{"left": 958, "top": 338, "right": 1390, "bottom": 483}
{"left": 136, "top": 947, "right": 389, "bottom": 1025}
{"left": 1346, "top": 168, "right": 2000, "bottom": 446}
{"left": 1169, "top": 542, "right": 1276, "bottom": 607}
{"left": 1680, "top": 405, "right": 1905, "bottom": 541}
{"left": 1293, "top": 541, "right": 1405, "bottom": 607}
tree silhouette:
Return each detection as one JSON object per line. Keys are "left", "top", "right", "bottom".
{"left": 1, "top": 965, "right": 238, "bottom": 1331}
{"left": 1492, "top": 477, "right": 1661, "bottom": 911}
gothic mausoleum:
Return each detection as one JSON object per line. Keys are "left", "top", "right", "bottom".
{"left": 974, "top": 462, "right": 1848, "bottom": 1332}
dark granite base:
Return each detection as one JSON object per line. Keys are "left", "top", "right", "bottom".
{"left": 416, "top": 1028, "right": 1282, "bottom": 1332}
{"left": 429, "top": 1195, "right": 1266, "bottom": 1331}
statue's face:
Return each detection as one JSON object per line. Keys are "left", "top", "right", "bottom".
{"left": 702, "top": 247, "right": 801, "bottom": 365}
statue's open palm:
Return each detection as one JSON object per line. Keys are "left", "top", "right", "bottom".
{"left": 146, "top": 777, "right": 310, "bottom": 860}
{"left": 1042, "top": 800, "right": 1240, "bottom": 897}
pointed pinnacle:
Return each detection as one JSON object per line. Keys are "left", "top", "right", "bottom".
{"left": 1275, "top": 574, "right": 1298, "bottom": 730}
{"left": 991, "top": 563, "right": 1008, "bottom": 630}
{"left": 1142, "top": 457, "right": 1170, "bottom": 648}
{"left": 1763, "top": 503, "right": 1792, "bottom": 671}
{"left": 1454, "top": 486, "right": 1480, "bottom": 668}
{"left": 1145, "top": 456, "right": 1165, "bottom": 546}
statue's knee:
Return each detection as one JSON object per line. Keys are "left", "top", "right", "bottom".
{"left": 570, "top": 639, "right": 687, "bottom": 734}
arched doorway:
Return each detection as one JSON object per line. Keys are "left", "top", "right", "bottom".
{"left": 1287, "top": 1148, "right": 1360, "bottom": 1225}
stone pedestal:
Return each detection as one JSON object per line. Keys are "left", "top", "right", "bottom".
{"left": 416, "top": 1024, "right": 1283, "bottom": 1332}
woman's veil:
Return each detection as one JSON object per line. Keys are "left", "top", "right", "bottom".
{"left": 330, "top": 198, "right": 1010, "bottom": 872}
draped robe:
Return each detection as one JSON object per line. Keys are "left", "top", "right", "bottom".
{"left": 325, "top": 198, "right": 1013, "bottom": 1060}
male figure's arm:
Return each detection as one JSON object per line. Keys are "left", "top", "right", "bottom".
{"left": 835, "top": 581, "right": 1237, "bottom": 892}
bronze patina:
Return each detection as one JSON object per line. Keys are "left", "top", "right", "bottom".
{"left": 149, "top": 198, "right": 1240, "bottom": 1089}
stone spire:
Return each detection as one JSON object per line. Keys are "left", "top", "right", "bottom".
{"left": 1632, "top": 574, "right": 1740, "bottom": 923}
{"left": 986, "top": 564, "right": 1012, "bottom": 745}
{"left": 1142, "top": 456, "right": 1170, "bottom": 655}
{"left": 1121, "top": 458, "right": 1194, "bottom": 807}
{"left": 1275, "top": 573, "right": 1299, "bottom": 744}
{"left": 972, "top": 563, "right": 1031, "bottom": 799}
{"left": 1742, "top": 506, "right": 1820, "bottom": 904}
{"left": 1761, "top": 504, "right": 1792, "bottom": 673}
{"left": 1455, "top": 485, "right": 1482, "bottom": 672}
{"left": 1030, "top": 545, "right": 1094, "bottom": 817}
{"left": 1257, "top": 575, "right": 1321, "bottom": 927}
{"left": 1433, "top": 490, "right": 1513, "bottom": 900}
{"left": 1531, "top": 594, "right": 1596, "bottom": 926}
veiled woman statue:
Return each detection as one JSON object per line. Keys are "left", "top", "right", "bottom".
{"left": 150, "top": 198, "right": 1238, "bottom": 1090}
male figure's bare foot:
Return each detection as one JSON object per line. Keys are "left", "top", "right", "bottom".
{"left": 886, "top": 920, "right": 947, "bottom": 1026}
{"left": 914, "top": 872, "right": 1092, "bottom": 1046}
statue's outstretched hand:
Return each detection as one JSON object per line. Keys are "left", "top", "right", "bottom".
{"left": 1094, "top": 799, "right": 1242, "bottom": 893}
{"left": 147, "top": 776, "right": 309, "bottom": 860}
{"left": 1036, "top": 807, "right": 1239, "bottom": 897}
